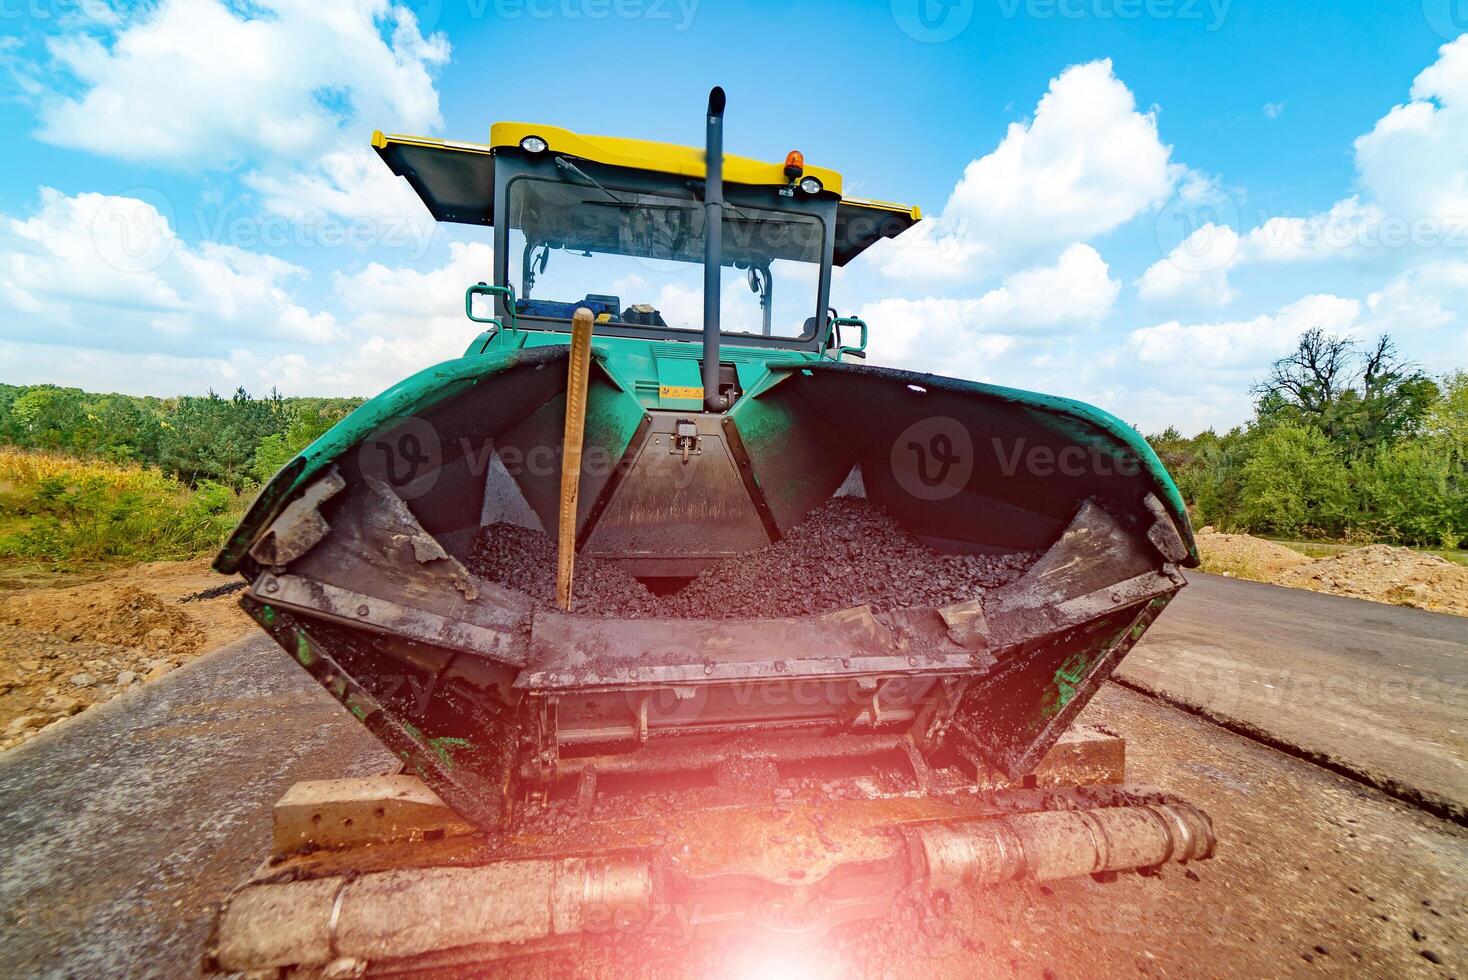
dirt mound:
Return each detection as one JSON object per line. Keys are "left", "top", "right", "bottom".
{"left": 0, "top": 626, "right": 160, "bottom": 750}
{"left": 467, "top": 499, "right": 1036, "bottom": 620}
{"left": 1196, "top": 530, "right": 1311, "bottom": 580}
{"left": 1196, "top": 530, "right": 1468, "bottom": 617}
{"left": 0, "top": 586, "right": 205, "bottom": 657}
{"left": 0, "top": 559, "right": 256, "bottom": 751}
{"left": 1276, "top": 545, "right": 1468, "bottom": 616}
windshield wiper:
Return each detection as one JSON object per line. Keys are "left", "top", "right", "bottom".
{"left": 686, "top": 179, "right": 755, "bottom": 221}
{"left": 582, "top": 200, "right": 692, "bottom": 211}
{"left": 554, "top": 157, "right": 629, "bottom": 206}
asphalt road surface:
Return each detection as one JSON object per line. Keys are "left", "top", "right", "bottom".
{"left": 1118, "top": 572, "right": 1468, "bottom": 821}
{"left": 0, "top": 575, "right": 1463, "bottom": 978}
{"left": 0, "top": 635, "right": 396, "bottom": 979}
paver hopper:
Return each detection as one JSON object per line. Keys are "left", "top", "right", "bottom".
{"left": 215, "top": 89, "right": 1200, "bottom": 839}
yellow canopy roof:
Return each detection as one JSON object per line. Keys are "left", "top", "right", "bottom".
{"left": 371, "top": 127, "right": 921, "bottom": 266}
{"left": 489, "top": 121, "right": 845, "bottom": 194}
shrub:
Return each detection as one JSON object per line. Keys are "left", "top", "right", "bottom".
{"left": 0, "top": 449, "right": 247, "bottom": 565}
{"left": 251, "top": 406, "right": 339, "bottom": 483}
{"left": 1357, "top": 441, "right": 1461, "bottom": 547}
{"left": 1236, "top": 425, "right": 1354, "bottom": 537}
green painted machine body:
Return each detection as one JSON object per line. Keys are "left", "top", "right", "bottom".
{"left": 215, "top": 325, "right": 1195, "bottom": 576}
{"left": 213, "top": 106, "right": 1202, "bottom": 831}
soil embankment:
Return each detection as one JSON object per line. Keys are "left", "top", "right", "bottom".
{"left": 0, "top": 560, "right": 252, "bottom": 750}
{"left": 1196, "top": 529, "right": 1468, "bottom": 617}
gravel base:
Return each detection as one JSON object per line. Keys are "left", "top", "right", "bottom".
{"left": 0, "top": 625, "right": 175, "bottom": 751}
{"left": 467, "top": 499, "right": 1035, "bottom": 620}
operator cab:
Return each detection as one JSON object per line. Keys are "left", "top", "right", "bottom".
{"left": 371, "top": 122, "right": 921, "bottom": 355}
{"left": 506, "top": 171, "right": 823, "bottom": 341}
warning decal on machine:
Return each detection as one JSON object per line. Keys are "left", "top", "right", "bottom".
{"left": 659, "top": 385, "right": 704, "bottom": 400}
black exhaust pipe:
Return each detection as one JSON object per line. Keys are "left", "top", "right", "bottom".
{"left": 702, "top": 86, "right": 727, "bottom": 412}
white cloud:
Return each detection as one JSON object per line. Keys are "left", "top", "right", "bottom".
{"left": 1363, "top": 260, "right": 1468, "bottom": 336}
{"left": 316, "top": 240, "right": 496, "bottom": 393}
{"left": 34, "top": 0, "right": 449, "bottom": 223}
{"left": 335, "top": 240, "right": 493, "bottom": 328}
{"left": 0, "top": 213, "right": 495, "bottom": 398}
{"left": 859, "top": 244, "right": 1118, "bottom": 377}
{"left": 1143, "top": 37, "right": 1468, "bottom": 313}
{"left": 38, "top": 0, "right": 447, "bottom": 167}
{"left": 1138, "top": 200, "right": 1400, "bottom": 311}
{"left": 1101, "top": 385, "right": 1251, "bottom": 438}
{"left": 1263, "top": 102, "right": 1285, "bottom": 119}
{"left": 1242, "top": 197, "right": 1390, "bottom": 263}
{"left": 1120, "top": 294, "right": 1365, "bottom": 429}
{"left": 1354, "top": 34, "right": 1468, "bottom": 228}
{"left": 0, "top": 188, "right": 338, "bottom": 354}
{"left": 0, "top": 340, "right": 260, "bottom": 396}
{"left": 873, "top": 60, "right": 1184, "bottom": 283}
{"left": 972, "top": 243, "right": 1120, "bottom": 328}
{"left": 857, "top": 296, "right": 1018, "bottom": 381}
{"left": 1130, "top": 294, "right": 1362, "bottom": 375}
{"left": 0, "top": 36, "right": 43, "bottom": 99}
{"left": 1137, "top": 223, "right": 1240, "bottom": 306}
{"left": 244, "top": 146, "right": 436, "bottom": 226}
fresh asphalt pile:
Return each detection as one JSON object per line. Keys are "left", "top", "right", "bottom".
{"left": 668, "top": 497, "right": 1035, "bottom": 618}
{"left": 465, "top": 522, "right": 661, "bottom": 617}
{"left": 467, "top": 498, "right": 1035, "bottom": 619}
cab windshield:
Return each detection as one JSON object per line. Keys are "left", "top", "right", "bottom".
{"left": 506, "top": 175, "right": 824, "bottom": 339}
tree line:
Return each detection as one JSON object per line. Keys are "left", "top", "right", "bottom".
{"left": 1147, "top": 330, "right": 1466, "bottom": 548}
{"left": 0, "top": 384, "right": 362, "bottom": 492}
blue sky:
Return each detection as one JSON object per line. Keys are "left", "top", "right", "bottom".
{"left": 1, "top": 0, "right": 1465, "bottom": 433}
